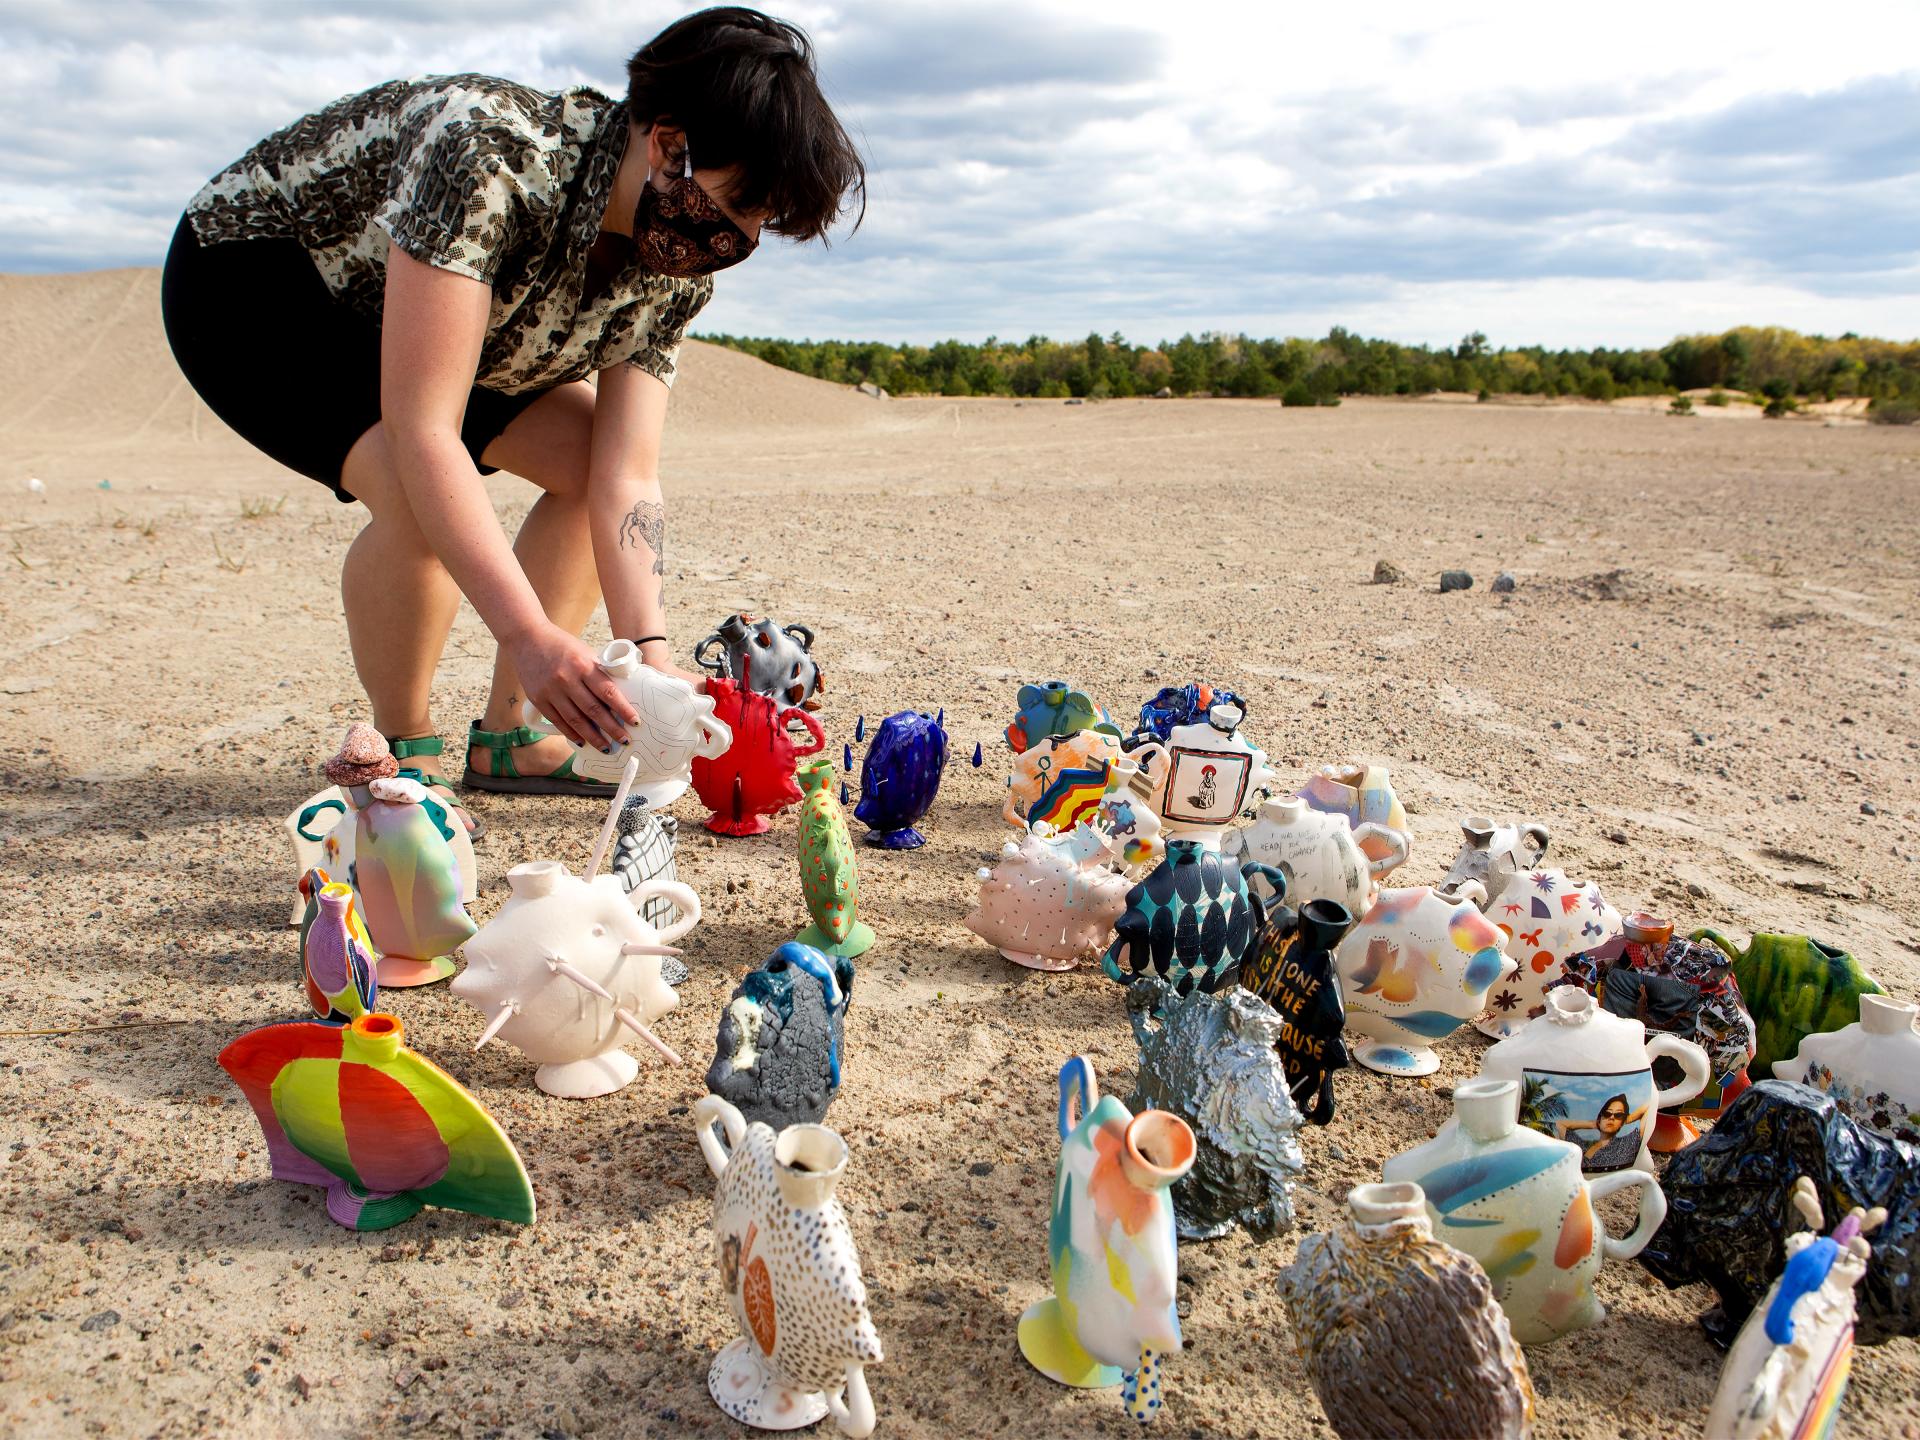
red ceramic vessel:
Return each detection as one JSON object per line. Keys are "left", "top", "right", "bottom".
{"left": 691, "top": 677, "right": 827, "bottom": 836}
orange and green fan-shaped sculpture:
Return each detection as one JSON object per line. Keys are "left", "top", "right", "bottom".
{"left": 218, "top": 1013, "right": 535, "bottom": 1231}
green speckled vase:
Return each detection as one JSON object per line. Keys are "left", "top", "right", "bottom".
{"left": 795, "top": 757, "right": 875, "bottom": 958}
{"left": 1692, "top": 928, "right": 1880, "bottom": 1075}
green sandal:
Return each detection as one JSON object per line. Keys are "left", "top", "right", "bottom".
{"left": 462, "top": 721, "right": 617, "bottom": 797}
{"left": 385, "top": 733, "right": 485, "bottom": 841}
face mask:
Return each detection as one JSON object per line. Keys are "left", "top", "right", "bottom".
{"left": 633, "top": 143, "right": 757, "bottom": 278}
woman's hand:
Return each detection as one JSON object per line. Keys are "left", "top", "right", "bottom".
{"left": 509, "top": 622, "right": 638, "bottom": 751}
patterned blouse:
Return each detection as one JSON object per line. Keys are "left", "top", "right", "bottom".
{"left": 186, "top": 75, "right": 711, "bottom": 394}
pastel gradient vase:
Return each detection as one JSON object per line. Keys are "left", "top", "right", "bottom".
{"left": 218, "top": 1013, "right": 535, "bottom": 1231}
{"left": 298, "top": 873, "right": 377, "bottom": 1023}
{"left": 351, "top": 776, "right": 477, "bottom": 987}
{"left": 795, "top": 757, "right": 874, "bottom": 958}
{"left": 1335, "top": 885, "right": 1513, "bottom": 1077}
{"left": 691, "top": 676, "right": 827, "bottom": 836}
{"left": 853, "top": 709, "right": 948, "bottom": 849}
{"left": 1382, "top": 1077, "right": 1667, "bottom": 1343}
{"left": 1294, "top": 761, "right": 1411, "bottom": 875}
{"left": 1018, "top": 1057, "right": 1196, "bottom": 1423}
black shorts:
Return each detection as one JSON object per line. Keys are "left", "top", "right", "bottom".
{"left": 159, "top": 213, "right": 546, "bottom": 501}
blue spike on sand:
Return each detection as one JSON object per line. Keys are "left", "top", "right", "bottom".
{"left": 843, "top": 743, "right": 853, "bottom": 771}
{"left": 855, "top": 715, "right": 865, "bottom": 742}
{"left": 840, "top": 782, "right": 850, "bottom": 805}
{"left": 971, "top": 741, "right": 983, "bottom": 768}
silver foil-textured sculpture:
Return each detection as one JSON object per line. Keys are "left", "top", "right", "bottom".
{"left": 1126, "top": 979, "right": 1306, "bottom": 1240}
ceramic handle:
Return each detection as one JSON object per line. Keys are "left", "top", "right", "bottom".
{"left": 1521, "top": 822, "right": 1552, "bottom": 862}
{"left": 694, "top": 710, "right": 735, "bottom": 761}
{"left": 693, "top": 1094, "right": 745, "bottom": 1178}
{"left": 1646, "top": 1033, "right": 1711, "bottom": 1112}
{"left": 1000, "top": 786, "right": 1027, "bottom": 827}
{"left": 1057, "top": 1056, "right": 1098, "bottom": 1140}
{"left": 1353, "top": 822, "right": 1409, "bottom": 877}
{"left": 782, "top": 622, "right": 815, "bottom": 650}
{"left": 1587, "top": 1168, "right": 1668, "bottom": 1261}
{"left": 1689, "top": 927, "right": 1741, "bottom": 966}
{"left": 628, "top": 879, "right": 701, "bottom": 944}
{"left": 1127, "top": 740, "right": 1169, "bottom": 781}
{"left": 692, "top": 633, "right": 727, "bottom": 675}
{"left": 296, "top": 796, "right": 348, "bottom": 842}
{"left": 824, "top": 1363, "right": 875, "bottom": 1439}
{"left": 1242, "top": 862, "right": 1288, "bottom": 915}
{"left": 783, "top": 706, "right": 827, "bottom": 758}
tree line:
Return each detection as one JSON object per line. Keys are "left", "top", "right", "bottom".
{"left": 701, "top": 325, "right": 1920, "bottom": 416}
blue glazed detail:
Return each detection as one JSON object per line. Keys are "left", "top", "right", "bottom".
{"left": 854, "top": 709, "right": 948, "bottom": 848}
{"left": 1766, "top": 1237, "right": 1840, "bottom": 1344}
{"left": 1135, "top": 683, "right": 1248, "bottom": 743}
{"left": 1391, "top": 1009, "right": 1475, "bottom": 1039}
{"left": 1416, "top": 1150, "right": 1567, "bottom": 1215}
{"left": 742, "top": 941, "right": 853, "bottom": 1086}
{"left": 1461, "top": 945, "right": 1509, "bottom": 993}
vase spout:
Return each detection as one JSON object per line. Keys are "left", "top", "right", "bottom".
{"left": 1120, "top": 1110, "right": 1196, "bottom": 1192}
{"left": 774, "top": 1123, "right": 849, "bottom": 1210}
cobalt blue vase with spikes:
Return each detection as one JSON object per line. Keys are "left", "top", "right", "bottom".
{"left": 1102, "top": 839, "right": 1286, "bottom": 1003}
{"left": 853, "top": 709, "right": 949, "bottom": 849}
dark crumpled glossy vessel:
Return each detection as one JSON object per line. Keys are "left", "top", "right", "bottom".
{"left": 1637, "top": 1078, "right": 1920, "bottom": 1346}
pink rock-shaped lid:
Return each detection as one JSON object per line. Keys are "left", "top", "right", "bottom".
{"left": 324, "top": 723, "right": 399, "bottom": 787}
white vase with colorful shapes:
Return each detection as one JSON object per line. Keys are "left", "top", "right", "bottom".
{"left": 1018, "top": 1057, "right": 1196, "bottom": 1423}
{"left": 1334, "top": 885, "right": 1514, "bottom": 1077}
{"left": 1382, "top": 1077, "right": 1667, "bottom": 1343}
{"left": 693, "top": 1095, "right": 884, "bottom": 1436}
{"left": 1475, "top": 868, "right": 1625, "bottom": 1039}
{"left": 1773, "top": 994, "right": 1920, "bottom": 1144}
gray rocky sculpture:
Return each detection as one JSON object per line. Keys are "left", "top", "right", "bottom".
{"left": 706, "top": 943, "right": 854, "bottom": 1131}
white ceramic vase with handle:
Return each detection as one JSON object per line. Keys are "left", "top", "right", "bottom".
{"left": 1773, "top": 993, "right": 1920, "bottom": 1143}
{"left": 1224, "top": 794, "right": 1406, "bottom": 918}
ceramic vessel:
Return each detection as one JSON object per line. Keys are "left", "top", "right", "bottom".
{"left": 690, "top": 677, "right": 827, "bottom": 836}
{"left": 1279, "top": 1182, "right": 1534, "bottom": 1440}
{"left": 1089, "top": 760, "right": 1166, "bottom": 869}
{"left": 852, "top": 709, "right": 948, "bottom": 849}
{"left": 1479, "top": 986, "right": 1709, "bottom": 1176}
{"left": 452, "top": 788, "right": 699, "bottom": 1098}
{"left": 1693, "top": 928, "right": 1883, "bottom": 1075}
{"left": 1127, "top": 984, "right": 1305, "bottom": 1240}
{"left": 1294, "top": 761, "right": 1411, "bottom": 875}
{"left": 1018, "top": 1057, "right": 1195, "bottom": 1423}
{"left": 1134, "top": 681, "right": 1247, "bottom": 743}
{"left": 1597, "top": 919, "right": 1756, "bottom": 1152}
{"left": 1125, "top": 704, "right": 1278, "bottom": 850}
{"left": 1437, "top": 815, "right": 1552, "bottom": 909}
{"left": 1002, "top": 730, "right": 1122, "bottom": 829}
{"left": 1474, "top": 868, "right": 1625, "bottom": 1039}
{"left": 284, "top": 785, "right": 477, "bottom": 927}
{"left": 298, "top": 873, "right": 377, "bottom": 1023}
{"left": 219, "top": 1013, "right": 535, "bottom": 1231}
{"left": 1774, "top": 995, "right": 1920, "bottom": 1144}
{"left": 1383, "top": 1077, "right": 1666, "bottom": 1343}
{"left": 695, "top": 611, "right": 824, "bottom": 710}
{"left": 694, "top": 1096, "right": 883, "bottom": 1437}
{"left": 1004, "top": 680, "right": 1121, "bottom": 752}
{"left": 794, "top": 756, "right": 874, "bottom": 958}
{"left": 1237, "top": 895, "right": 1353, "bottom": 1124}
{"left": 613, "top": 801, "right": 684, "bottom": 946}
{"left": 1100, "top": 840, "right": 1285, "bottom": 1002}
{"left": 965, "top": 821, "right": 1130, "bottom": 972}
{"left": 707, "top": 943, "right": 855, "bottom": 1131}
{"left": 1335, "top": 885, "right": 1513, "bottom": 1077}
{"left": 1706, "top": 1179, "right": 1886, "bottom": 1440}
{"left": 351, "top": 776, "right": 477, "bottom": 987}
{"left": 1224, "top": 795, "right": 1405, "bottom": 918}
{"left": 527, "top": 639, "right": 733, "bottom": 802}
{"left": 1637, "top": 1080, "right": 1920, "bottom": 1347}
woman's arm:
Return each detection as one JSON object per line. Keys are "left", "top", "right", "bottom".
{"left": 380, "top": 249, "right": 635, "bottom": 747}
{"left": 589, "top": 361, "right": 676, "bottom": 671}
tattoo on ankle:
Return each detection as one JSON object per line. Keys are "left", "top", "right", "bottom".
{"left": 617, "top": 499, "right": 666, "bottom": 575}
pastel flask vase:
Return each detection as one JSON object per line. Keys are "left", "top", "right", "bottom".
{"left": 1334, "top": 884, "right": 1513, "bottom": 1077}
{"left": 1018, "top": 1057, "right": 1196, "bottom": 1423}
{"left": 1124, "top": 703, "right": 1278, "bottom": 851}
{"left": 300, "top": 877, "right": 378, "bottom": 1022}
{"left": 1382, "top": 1077, "right": 1666, "bottom": 1344}
{"left": 1774, "top": 993, "right": 1920, "bottom": 1142}
{"left": 1293, "top": 761, "right": 1411, "bottom": 875}
{"left": 351, "top": 776, "right": 477, "bottom": 987}
{"left": 525, "top": 639, "right": 733, "bottom": 803}
{"left": 284, "top": 780, "right": 477, "bottom": 927}
{"left": 1224, "top": 795, "right": 1405, "bottom": 919}
{"left": 690, "top": 676, "right": 828, "bottom": 836}
{"left": 693, "top": 1096, "right": 884, "bottom": 1437}
{"left": 794, "top": 756, "right": 875, "bottom": 959}
{"left": 1478, "top": 985, "right": 1709, "bottom": 1178}
{"left": 219, "top": 1013, "right": 535, "bottom": 1231}
{"left": 1278, "top": 1182, "right": 1534, "bottom": 1440}
{"left": 964, "top": 821, "right": 1131, "bottom": 972}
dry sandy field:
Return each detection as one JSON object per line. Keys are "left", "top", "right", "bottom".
{"left": 2, "top": 268, "right": 1917, "bottom": 1439}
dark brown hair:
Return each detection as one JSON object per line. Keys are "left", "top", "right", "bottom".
{"left": 626, "top": 6, "right": 865, "bottom": 243}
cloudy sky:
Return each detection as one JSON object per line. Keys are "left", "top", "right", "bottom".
{"left": 2, "top": 0, "right": 1916, "bottom": 348}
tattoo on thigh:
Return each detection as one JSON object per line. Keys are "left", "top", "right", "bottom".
{"left": 618, "top": 499, "right": 666, "bottom": 575}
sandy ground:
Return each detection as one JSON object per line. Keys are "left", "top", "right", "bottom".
{"left": 2, "top": 268, "right": 1918, "bottom": 1439}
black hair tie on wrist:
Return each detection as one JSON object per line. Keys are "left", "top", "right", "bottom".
{"left": 629, "top": 635, "right": 668, "bottom": 646}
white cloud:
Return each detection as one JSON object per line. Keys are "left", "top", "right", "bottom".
{"left": 1, "top": 0, "right": 1916, "bottom": 345}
